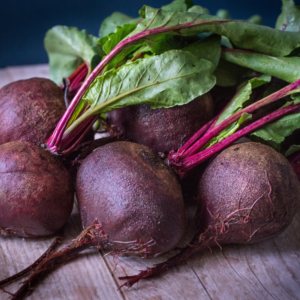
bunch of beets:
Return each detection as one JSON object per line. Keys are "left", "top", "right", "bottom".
{"left": 1, "top": 1, "right": 300, "bottom": 298}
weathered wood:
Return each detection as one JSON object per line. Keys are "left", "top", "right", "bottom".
{"left": 104, "top": 209, "right": 300, "bottom": 300}
{"left": 0, "top": 65, "right": 300, "bottom": 300}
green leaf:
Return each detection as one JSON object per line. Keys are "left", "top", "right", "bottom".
{"left": 82, "top": 50, "right": 216, "bottom": 114}
{"left": 276, "top": 0, "right": 300, "bottom": 31}
{"left": 292, "top": 93, "right": 300, "bottom": 104}
{"left": 144, "top": 35, "right": 200, "bottom": 55}
{"left": 204, "top": 113, "right": 253, "bottom": 149}
{"left": 162, "top": 0, "right": 194, "bottom": 12}
{"left": 251, "top": 111, "right": 300, "bottom": 146}
{"left": 182, "top": 34, "right": 221, "bottom": 68}
{"left": 247, "top": 15, "right": 262, "bottom": 25}
{"left": 99, "top": 12, "right": 140, "bottom": 38}
{"left": 187, "top": 5, "right": 210, "bottom": 14}
{"left": 286, "top": 144, "right": 300, "bottom": 156}
{"left": 213, "top": 59, "right": 250, "bottom": 87}
{"left": 216, "top": 9, "right": 231, "bottom": 19}
{"left": 222, "top": 49, "right": 300, "bottom": 83}
{"left": 216, "top": 74, "right": 271, "bottom": 125}
{"left": 100, "top": 23, "right": 138, "bottom": 55}
{"left": 44, "top": 26, "right": 103, "bottom": 85}
{"left": 133, "top": 6, "right": 300, "bottom": 57}
{"left": 131, "top": 44, "right": 152, "bottom": 58}
{"left": 101, "top": 6, "right": 300, "bottom": 81}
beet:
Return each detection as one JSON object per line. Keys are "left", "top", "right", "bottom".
{"left": 0, "top": 141, "right": 74, "bottom": 237}
{"left": 0, "top": 78, "right": 66, "bottom": 146}
{"left": 119, "top": 142, "right": 300, "bottom": 287}
{"left": 107, "top": 93, "right": 214, "bottom": 154}
{"left": 76, "top": 141, "right": 186, "bottom": 257}
{"left": 196, "top": 142, "right": 300, "bottom": 244}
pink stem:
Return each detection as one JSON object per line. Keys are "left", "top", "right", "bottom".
{"left": 174, "top": 82, "right": 254, "bottom": 161}
{"left": 60, "top": 116, "right": 96, "bottom": 150}
{"left": 174, "top": 102, "right": 300, "bottom": 177}
{"left": 176, "top": 118, "right": 215, "bottom": 156}
{"left": 68, "top": 63, "right": 87, "bottom": 82}
{"left": 179, "top": 79, "right": 300, "bottom": 159}
{"left": 62, "top": 116, "right": 98, "bottom": 154}
{"left": 69, "top": 66, "right": 88, "bottom": 93}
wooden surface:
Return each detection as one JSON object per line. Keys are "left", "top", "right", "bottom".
{"left": 0, "top": 65, "right": 300, "bottom": 300}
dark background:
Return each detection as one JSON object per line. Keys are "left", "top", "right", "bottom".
{"left": 0, "top": 0, "right": 298, "bottom": 68}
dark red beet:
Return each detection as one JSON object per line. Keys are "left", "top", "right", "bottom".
{"left": 76, "top": 141, "right": 186, "bottom": 257}
{"left": 107, "top": 93, "right": 214, "bottom": 154}
{"left": 0, "top": 142, "right": 74, "bottom": 237}
{"left": 196, "top": 142, "right": 300, "bottom": 244}
{"left": 0, "top": 78, "right": 65, "bottom": 146}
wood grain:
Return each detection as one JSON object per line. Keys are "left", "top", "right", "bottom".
{"left": 0, "top": 66, "right": 299, "bottom": 300}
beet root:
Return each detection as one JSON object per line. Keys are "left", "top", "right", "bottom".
{"left": 0, "top": 142, "right": 74, "bottom": 237}
{"left": 106, "top": 93, "right": 214, "bottom": 154}
{"left": 119, "top": 142, "right": 300, "bottom": 287}
{"left": 76, "top": 141, "right": 186, "bottom": 257}
{"left": 0, "top": 78, "right": 66, "bottom": 146}
{"left": 196, "top": 142, "right": 300, "bottom": 245}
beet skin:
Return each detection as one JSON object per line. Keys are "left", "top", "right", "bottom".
{"left": 107, "top": 93, "right": 214, "bottom": 154}
{"left": 0, "top": 78, "right": 65, "bottom": 146}
{"left": 0, "top": 142, "right": 74, "bottom": 237}
{"left": 76, "top": 141, "right": 186, "bottom": 257}
{"left": 197, "top": 142, "right": 300, "bottom": 245}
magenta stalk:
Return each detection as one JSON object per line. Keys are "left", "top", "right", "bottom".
{"left": 172, "top": 102, "right": 300, "bottom": 177}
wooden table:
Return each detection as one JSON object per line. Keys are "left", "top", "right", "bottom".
{"left": 0, "top": 65, "right": 300, "bottom": 300}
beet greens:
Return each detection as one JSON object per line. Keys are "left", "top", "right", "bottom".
{"left": 46, "top": 0, "right": 300, "bottom": 154}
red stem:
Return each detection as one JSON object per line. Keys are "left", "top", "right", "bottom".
{"left": 69, "top": 65, "right": 88, "bottom": 93}
{"left": 61, "top": 115, "right": 98, "bottom": 154}
{"left": 183, "top": 85, "right": 245, "bottom": 156}
{"left": 176, "top": 79, "right": 300, "bottom": 161}
{"left": 176, "top": 118, "right": 215, "bottom": 156}
{"left": 174, "top": 102, "right": 300, "bottom": 177}
{"left": 68, "top": 63, "right": 87, "bottom": 82}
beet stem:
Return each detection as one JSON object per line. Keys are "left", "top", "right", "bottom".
{"left": 176, "top": 118, "right": 215, "bottom": 156}
{"left": 178, "top": 81, "right": 300, "bottom": 160}
{"left": 69, "top": 65, "right": 88, "bottom": 93}
{"left": 0, "top": 230, "right": 63, "bottom": 288}
{"left": 177, "top": 102, "right": 300, "bottom": 176}
{"left": 62, "top": 115, "right": 98, "bottom": 154}
{"left": 177, "top": 86, "right": 243, "bottom": 158}
{"left": 68, "top": 63, "right": 87, "bottom": 83}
